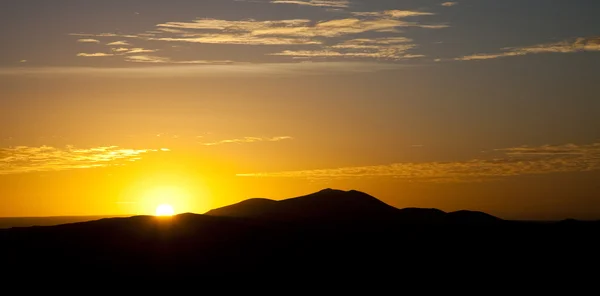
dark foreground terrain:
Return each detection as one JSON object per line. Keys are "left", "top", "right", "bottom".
{"left": 2, "top": 189, "right": 598, "bottom": 276}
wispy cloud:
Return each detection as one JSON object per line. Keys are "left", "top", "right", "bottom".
{"left": 111, "top": 48, "right": 131, "bottom": 53}
{"left": 0, "top": 145, "right": 168, "bottom": 175}
{"left": 70, "top": 33, "right": 139, "bottom": 38}
{"left": 202, "top": 136, "right": 293, "bottom": 146}
{"left": 68, "top": 6, "right": 446, "bottom": 63}
{"left": 149, "top": 35, "right": 320, "bottom": 45}
{"left": 237, "top": 142, "right": 600, "bottom": 182}
{"left": 351, "top": 10, "right": 434, "bottom": 18}
{"left": 456, "top": 36, "right": 600, "bottom": 61}
{"left": 441, "top": 2, "right": 458, "bottom": 7}
{"left": 124, "top": 48, "right": 157, "bottom": 54}
{"left": 76, "top": 53, "right": 114, "bottom": 57}
{"left": 124, "top": 55, "right": 233, "bottom": 64}
{"left": 77, "top": 38, "right": 100, "bottom": 43}
{"left": 110, "top": 47, "right": 157, "bottom": 54}
{"left": 106, "top": 41, "right": 131, "bottom": 46}
{"left": 270, "top": 0, "right": 349, "bottom": 8}
{"left": 270, "top": 36, "right": 418, "bottom": 60}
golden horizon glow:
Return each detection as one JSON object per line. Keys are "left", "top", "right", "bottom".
{"left": 155, "top": 204, "right": 175, "bottom": 216}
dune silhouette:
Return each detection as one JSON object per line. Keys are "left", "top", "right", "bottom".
{"left": 1, "top": 189, "right": 598, "bottom": 277}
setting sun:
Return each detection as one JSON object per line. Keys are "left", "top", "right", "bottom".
{"left": 155, "top": 204, "right": 175, "bottom": 216}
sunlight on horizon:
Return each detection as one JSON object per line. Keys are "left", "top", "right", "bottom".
{"left": 155, "top": 204, "right": 175, "bottom": 216}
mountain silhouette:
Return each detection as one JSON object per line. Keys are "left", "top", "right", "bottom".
{"left": 206, "top": 188, "right": 495, "bottom": 225}
{"left": 1, "top": 188, "right": 598, "bottom": 277}
{"left": 205, "top": 189, "right": 404, "bottom": 224}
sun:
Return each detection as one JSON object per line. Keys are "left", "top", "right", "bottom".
{"left": 155, "top": 204, "right": 175, "bottom": 216}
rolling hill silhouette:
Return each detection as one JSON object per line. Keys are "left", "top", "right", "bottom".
{"left": 205, "top": 188, "right": 500, "bottom": 225}
{"left": 1, "top": 189, "right": 598, "bottom": 277}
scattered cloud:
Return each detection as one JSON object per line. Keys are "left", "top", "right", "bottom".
{"left": 77, "top": 38, "right": 100, "bottom": 43}
{"left": 441, "top": 2, "right": 458, "bottom": 7}
{"left": 237, "top": 142, "right": 600, "bottom": 182}
{"left": 68, "top": 6, "right": 446, "bottom": 63}
{"left": 270, "top": 0, "right": 349, "bottom": 8}
{"left": 106, "top": 41, "right": 131, "bottom": 46}
{"left": 456, "top": 36, "right": 600, "bottom": 61}
{"left": 76, "top": 53, "right": 114, "bottom": 57}
{"left": 0, "top": 145, "right": 168, "bottom": 175}
{"left": 202, "top": 136, "right": 293, "bottom": 146}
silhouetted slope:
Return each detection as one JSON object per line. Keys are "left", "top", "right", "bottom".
{"left": 0, "top": 215, "right": 128, "bottom": 229}
{"left": 204, "top": 198, "right": 278, "bottom": 218}
{"left": 445, "top": 210, "right": 504, "bottom": 224}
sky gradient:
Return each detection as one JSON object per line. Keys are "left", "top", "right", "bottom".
{"left": 1, "top": 0, "right": 599, "bottom": 220}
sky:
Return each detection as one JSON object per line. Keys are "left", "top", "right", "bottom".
{"left": 1, "top": 0, "right": 599, "bottom": 220}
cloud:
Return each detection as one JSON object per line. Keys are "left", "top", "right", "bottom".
{"left": 352, "top": 10, "right": 435, "bottom": 18}
{"left": 110, "top": 47, "right": 157, "bottom": 54}
{"left": 237, "top": 142, "right": 600, "bottom": 182}
{"left": 70, "top": 33, "right": 139, "bottom": 38}
{"left": 0, "top": 62, "right": 407, "bottom": 77}
{"left": 456, "top": 36, "right": 600, "bottom": 61}
{"left": 19, "top": 60, "right": 27, "bottom": 63}
{"left": 106, "top": 41, "right": 131, "bottom": 46}
{"left": 270, "top": 0, "right": 349, "bottom": 8}
{"left": 68, "top": 6, "right": 445, "bottom": 63}
{"left": 0, "top": 145, "right": 167, "bottom": 175}
{"left": 149, "top": 35, "right": 320, "bottom": 45}
{"left": 271, "top": 37, "right": 417, "bottom": 60}
{"left": 77, "top": 39, "right": 100, "bottom": 43}
{"left": 331, "top": 37, "right": 413, "bottom": 49}
{"left": 441, "top": 2, "right": 458, "bottom": 7}
{"left": 124, "top": 55, "right": 233, "bottom": 64}
{"left": 202, "top": 136, "right": 293, "bottom": 146}
{"left": 111, "top": 48, "right": 131, "bottom": 53}
{"left": 270, "top": 44, "right": 416, "bottom": 60}
{"left": 125, "top": 48, "right": 157, "bottom": 54}
{"left": 76, "top": 53, "right": 114, "bottom": 57}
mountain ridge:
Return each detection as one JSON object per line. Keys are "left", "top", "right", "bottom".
{"left": 205, "top": 188, "right": 502, "bottom": 225}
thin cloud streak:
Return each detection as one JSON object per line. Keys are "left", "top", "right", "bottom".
{"left": 77, "top": 39, "right": 100, "bottom": 43}
{"left": 237, "top": 143, "right": 600, "bottom": 182}
{"left": 0, "top": 145, "right": 169, "bottom": 175}
{"left": 77, "top": 53, "right": 114, "bottom": 57}
{"left": 270, "top": 0, "right": 349, "bottom": 8}
{"left": 202, "top": 136, "right": 293, "bottom": 146}
{"left": 456, "top": 36, "right": 600, "bottom": 61}
{"left": 106, "top": 41, "right": 131, "bottom": 46}
{"left": 124, "top": 55, "right": 233, "bottom": 64}
{"left": 441, "top": 2, "right": 458, "bottom": 7}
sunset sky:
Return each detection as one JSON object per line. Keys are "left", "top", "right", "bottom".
{"left": 1, "top": 0, "right": 599, "bottom": 220}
